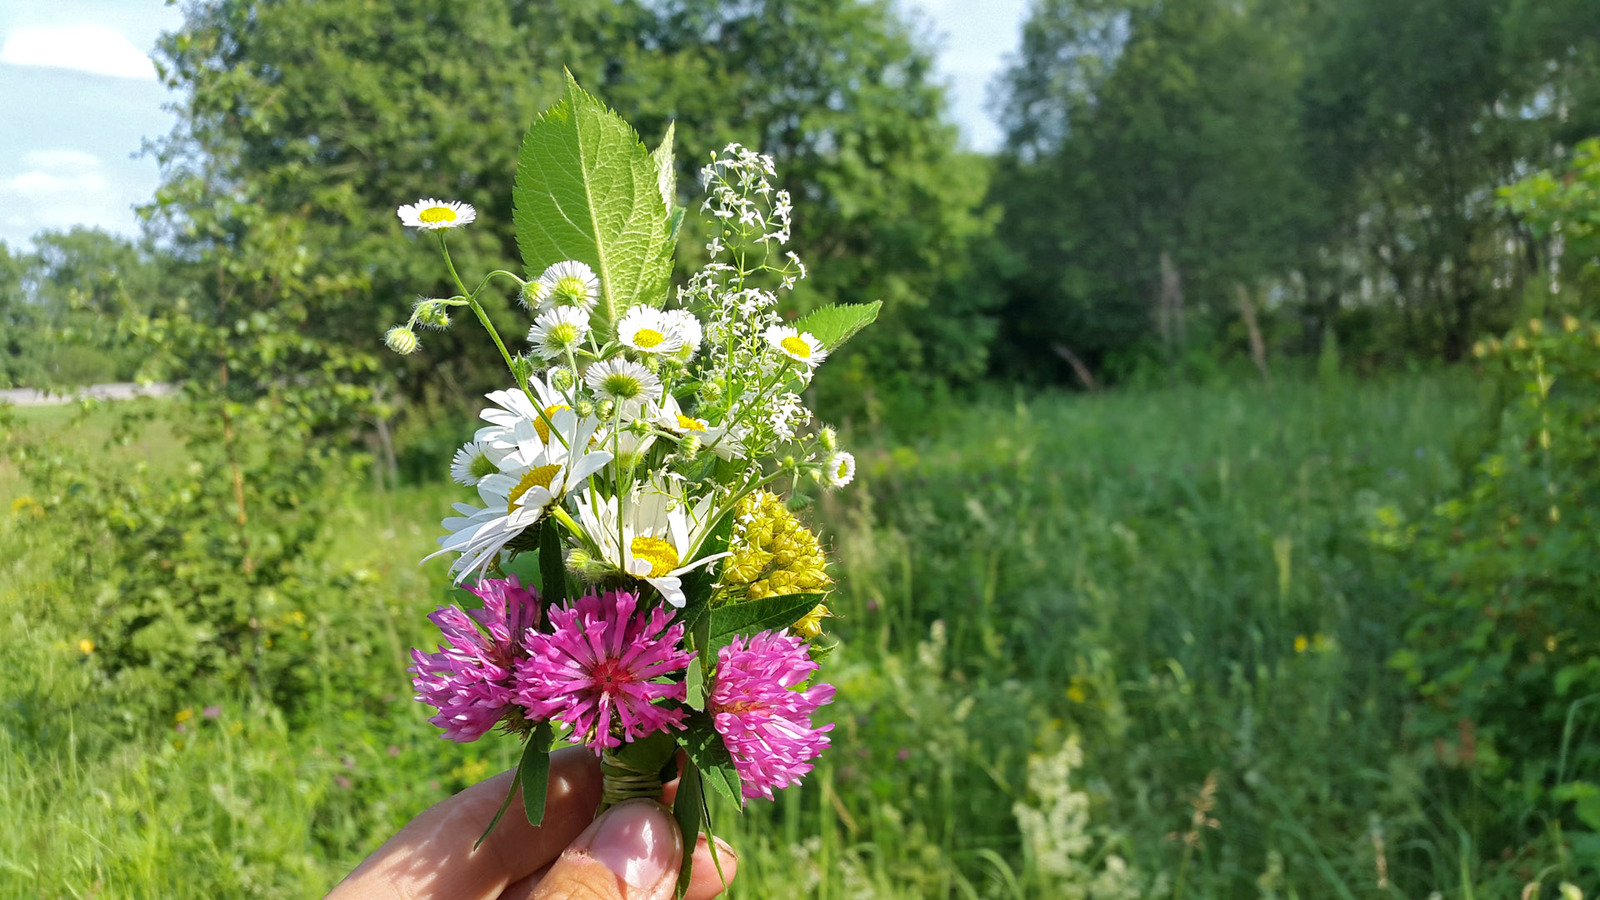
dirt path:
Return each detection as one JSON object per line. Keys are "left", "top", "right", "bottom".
{"left": 0, "top": 383, "right": 175, "bottom": 406}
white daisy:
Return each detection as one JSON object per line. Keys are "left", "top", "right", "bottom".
{"left": 664, "top": 309, "right": 703, "bottom": 359}
{"left": 823, "top": 450, "right": 856, "bottom": 488}
{"left": 427, "top": 414, "right": 611, "bottom": 582}
{"left": 653, "top": 395, "right": 747, "bottom": 460}
{"left": 616, "top": 306, "right": 685, "bottom": 356}
{"left": 397, "top": 198, "right": 476, "bottom": 230}
{"left": 528, "top": 306, "right": 591, "bottom": 360}
{"left": 764, "top": 325, "right": 827, "bottom": 368}
{"left": 528, "top": 260, "right": 600, "bottom": 313}
{"left": 475, "top": 382, "right": 582, "bottom": 467}
{"left": 574, "top": 483, "right": 728, "bottom": 607}
{"left": 584, "top": 358, "right": 660, "bottom": 404}
{"left": 449, "top": 441, "right": 498, "bottom": 486}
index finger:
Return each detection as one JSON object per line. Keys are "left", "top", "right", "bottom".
{"left": 328, "top": 746, "right": 604, "bottom": 900}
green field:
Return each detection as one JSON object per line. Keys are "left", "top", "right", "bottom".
{"left": 0, "top": 373, "right": 1560, "bottom": 897}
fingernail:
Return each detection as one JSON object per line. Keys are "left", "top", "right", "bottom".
{"left": 571, "top": 799, "right": 682, "bottom": 891}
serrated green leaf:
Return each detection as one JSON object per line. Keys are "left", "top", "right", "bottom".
{"left": 709, "top": 592, "right": 825, "bottom": 644}
{"left": 539, "top": 518, "right": 567, "bottom": 607}
{"left": 682, "top": 712, "right": 743, "bottom": 806}
{"left": 513, "top": 73, "right": 673, "bottom": 336}
{"left": 794, "top": 301, "right": 881, "bottom": 350}
{"left": 672, "top": 757, "right": 704, "bottom": 899}
{"left": 521, "top": 721, "right": 553, "bottom": 826}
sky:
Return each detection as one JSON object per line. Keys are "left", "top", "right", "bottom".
{"left": 0, "top": 0, "right": 1027, "bottom": 250}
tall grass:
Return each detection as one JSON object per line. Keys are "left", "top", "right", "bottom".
{"left": 0, "top": 374, "right": 1502, "bottom": 897}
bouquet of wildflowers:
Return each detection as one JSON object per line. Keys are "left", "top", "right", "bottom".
{"left": 387, "top": 75, "right": 876, "bottom": 892}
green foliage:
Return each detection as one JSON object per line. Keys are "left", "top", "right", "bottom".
{"left": 154, "top": 0, "right": 996, "bottom": 408}
{"left": 1387, "top": 317, "right": 1600, "bottom": 874}
{"left": 2, "top": 197, "right": 380, "bottom": 718}
{"left": 0, "top": 229, "right": 160, "bottom": 389}
{"left": 994, "top": 0, "right": 1600, "bottom": 383}
{"left": 513, "top": 73, "right": 676, "bottom": 334}
{"left": 1500, "top": 138, "right": 1600, "bottom": 306}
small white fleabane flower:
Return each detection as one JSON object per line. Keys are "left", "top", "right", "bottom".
{"left": 535, "top": 260, "right": 600, "bottom": 312}
{"left": 663, "top": 309, "right": 703, "bottom": 359}
{"left": 617, "top": 306, "right": 685, "bottom": 355}
{"left": 397, "top": 198, "right": 476, "bottom": 230}
{"left": 528, "top": 306, "right": 591, "bottom": 360}
{"left": 764, "top": 325, "right": 827, "bottom": 368}
{"left": 585, "top": 358, "right": 661, "bottom": 403}
{"left": 450, "top": 441, "right": 498, "bottom": 486}
{"left": 823, "top": 451, "right": 856, "bottom": 488}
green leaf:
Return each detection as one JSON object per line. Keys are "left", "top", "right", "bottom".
{"left": 709, "top": 592, "right": 824, "bottom": 645}
{"left": 539, "top": 519, "right": 567, "bottom": 607}
{"left": 475, "top": 760, "right": 523, "bottom": 850}
{"left": 682, "top": 712, "right": 743, "bottom": 806}
{"left": 678, "top": 509, "right": 734, "bottom": 609}
{"left": 514, "top": 73, "right": 673, "bottom": 336}
{"left": 672, "top": 757, "right": 704, "bottom": 899}
{"left": 521, "top": 721, "right": 554, "bottom": 826}
{"left": 652, "top": 122, "right": 676, "bottom": 212}
{"left": 793, "top": 301, "right": 881, "bottom": 350}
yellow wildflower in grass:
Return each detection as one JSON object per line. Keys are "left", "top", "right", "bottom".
{"left": 1294, "top": 635, "right": 1309, "bottom": 654}
{"left": 77, "top": 638, "right": 95, "bottom": 655}
{"left": 175, "top": 708, "right": 194, "bottom": 724}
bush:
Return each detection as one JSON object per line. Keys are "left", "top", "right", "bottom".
{"left": 1387, "top": 315, "right": 1600, "bottom": 878}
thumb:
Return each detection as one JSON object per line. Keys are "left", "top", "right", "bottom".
{"left": 530, "top": 799, "right": 683, "bottom": 900}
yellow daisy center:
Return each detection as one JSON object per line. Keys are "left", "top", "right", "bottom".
{"left": 509, "top": 464, "right": 563, "bottom": 512}
{"left": 629, "top": 536, "right": 681, "bottom": 578}
{"left": 676, "top": 414, "right": 707, "bottom": 432}
{"left": 633, "top": 328, "right": 666, "bottom": 349}
{"left": 780, "top": 335, "right": 812, "bottom": 359}
{"left": 418, "top": 206, "right": 457, "bottom": 224}
{"left": 837, "top": 459, "right": 850, "bottom": 478}
{"left": 534, "top": 404, "right": 571, "bottom": 443}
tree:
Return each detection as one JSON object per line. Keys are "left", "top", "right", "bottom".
{"left": 151, "top": 0, "right": 997, "bottom": 413}
{"left": 992, "top": 0, "right": 1315, "bottom": 383}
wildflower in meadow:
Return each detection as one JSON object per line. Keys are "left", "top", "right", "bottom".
{"left": 516, "top": 590, "right": 692, "bottom": 753}
{"left": 524, "top": 260, "right": 599, "bottom": 312}
{"left": 409, "top": 577, "right": 541, "bottom": 742}
{"left": 764, "top": 324, "right": 827, "bottom": 368}
{"left": 396, "top": 198, "right": 476, "bottom": 230}
{"left": 710, "top": 630, "right": 835, "bottom": 800}
{"left": 527, "top": 305, "right": 591, "bottom": 361}
{"left": 573, "top": 483, "right": 727, "bottom": 607}
{"left": 823, "top": 450, "right": 856, "bottom": 488}
{"left": 585, "top": 357, "right": 660, "bottom": 404}
{"left": 616, "top": 306, "right": 685, "bottom": 356}
{"left": 449, "top": 441, "right": 497, "bottom": 487}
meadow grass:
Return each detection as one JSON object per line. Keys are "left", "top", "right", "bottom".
{"left": 0, "top": 373, "right": 1508, "bottom": 898}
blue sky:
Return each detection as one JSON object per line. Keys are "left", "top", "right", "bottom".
{"left": 0, "top": 0, "right": 1026, "bottom": 250}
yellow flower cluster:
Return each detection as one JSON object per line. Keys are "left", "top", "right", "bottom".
{"left": 722, "top": 491, "right": 831, "bottom": 636}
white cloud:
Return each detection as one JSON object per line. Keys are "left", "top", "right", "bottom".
{"left": 0, "top": 25, "right": 156, "bottom": 80}
{"left": 0, "top": 148, "right": 127, "bottom": 239}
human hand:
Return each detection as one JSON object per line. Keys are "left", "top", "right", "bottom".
{"left": 328, "top": 746, "right": 736, "bottom": 900}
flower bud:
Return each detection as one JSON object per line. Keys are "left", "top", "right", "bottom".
{"left": 413, "top": 299, "right": 451, "bottom": 329}
{"left": 819, "top": 426, "right": 838, "bottom": 451}
{"left": 519, "top": 280, "right": 545, "bottom": 309}
{"left": 384, "top": 325, "right": 419, "bottom": 355}
{"left": 509, "top": 354, "right": 536, "bottom": 385}
{"left": 596, "top": 399, "right": 616, "bottom": 419}
{"left": 550, "top": 367, "right": 575, "bottom": 390}
{"left": 576, "top": 400, "right": 596, "bottom": 418}
{"left": 698, "top": 382, "right": 723, "bottom": 403}
{"left": 679, "top": 434, "right": 702, "bottom": 457}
